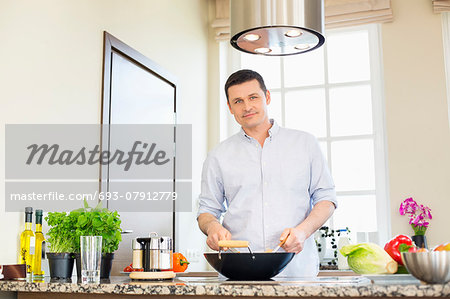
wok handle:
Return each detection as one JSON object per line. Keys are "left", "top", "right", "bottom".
{"left": 218, "top": 240, "right": 249, "bottom": 248}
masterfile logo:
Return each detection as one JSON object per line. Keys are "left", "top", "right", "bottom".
{"left": 26, "top": 141, "right": 171, "bottom": 171}
{"left": 5, "top": 124, "right": 192, "bottom": 212}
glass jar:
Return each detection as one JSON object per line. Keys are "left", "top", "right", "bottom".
{"left": 159, "top": 236, "right": 173, "bottom": 271}
{"left": 337, "top": 229, "right": 351, "bottom": 270}
{"left": 132, "top": 238, "right": 143, "bottom": 269}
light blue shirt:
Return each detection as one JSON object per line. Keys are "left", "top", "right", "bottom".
{"left": 197, "top": 120, "right": 337, "bottom": 277}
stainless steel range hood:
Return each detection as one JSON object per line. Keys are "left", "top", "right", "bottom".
{"left": 230, "top": 0, "right": 325, "bottom": 56}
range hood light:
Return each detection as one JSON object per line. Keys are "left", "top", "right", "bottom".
{"left": 285, "top": 29, "right": 302, "bottom": 38}
{"left": 254, "top": 47, "right": 272, "bottom": 54}
{"left": 294, "top": 44, "right": 311, "bottom": 51}
{"left": 243, "top": 34, "right": 261, "bottom": 42}
{"left": 230, "top": 0, "right": 325, "bottom": 56}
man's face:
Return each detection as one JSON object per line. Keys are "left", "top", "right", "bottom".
{"left": 227, "top": 79, "right": 271, "bottom": 130}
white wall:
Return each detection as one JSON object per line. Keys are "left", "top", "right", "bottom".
{"left": 382, "top": 0, "right": 450, "bottom": 246}
{"left": 0, "top": 0, "right": 209, "bottom": 270}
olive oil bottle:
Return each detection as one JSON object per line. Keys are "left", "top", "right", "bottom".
{"left": 19, "top": 207, "right": 35, "bottom": 274}
{"left": 32, "top": 209, "right": 45, "bottom": 277}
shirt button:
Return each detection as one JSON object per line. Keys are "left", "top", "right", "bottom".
{"left": 264, "top": 181, "right": 268, "bottom": 185}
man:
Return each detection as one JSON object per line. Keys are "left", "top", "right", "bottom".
{"left": 197, "top": 69, "right": 337, "bottom": 277}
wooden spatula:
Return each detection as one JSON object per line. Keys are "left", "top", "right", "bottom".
{"left": 266, "top": 235, "right": 289, "bottom": 253}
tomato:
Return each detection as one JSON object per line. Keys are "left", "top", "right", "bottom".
{"left": 408, "top": 246, "right": 418, "bottom": 253}
{"left": 123, "top": 263, "right": 133, "bottom": 272}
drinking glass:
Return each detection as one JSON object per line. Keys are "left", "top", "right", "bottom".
{"left": 80, "top": 236, "right": 102, "bottom": 283}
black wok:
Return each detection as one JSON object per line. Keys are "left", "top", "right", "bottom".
{"left": 204, "top": 252, "right": 295, "bottom": 280}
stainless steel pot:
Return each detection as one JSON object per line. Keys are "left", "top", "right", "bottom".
{"left": 137, "top": 232, "right": 173, "bottom": 271}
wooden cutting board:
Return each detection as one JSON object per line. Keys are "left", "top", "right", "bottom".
{"left": 130, "top": 271, "right": 176, "bottom": 280}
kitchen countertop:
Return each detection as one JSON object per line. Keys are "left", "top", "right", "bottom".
{"left": 1, "top": 272, "right": 449, "bottom": 298}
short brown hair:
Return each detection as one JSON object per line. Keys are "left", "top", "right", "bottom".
{"left": 224, "top": 69, "right": 267, "bottom": 102}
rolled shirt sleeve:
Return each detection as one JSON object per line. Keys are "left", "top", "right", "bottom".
{"left": 308, "top": 135, "right": 338, "bottom": 209}
{"left": 197, "top": 153, "right": 227, "bottom": 220}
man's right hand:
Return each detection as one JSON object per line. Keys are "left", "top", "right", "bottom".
{"left": 206, "top": 221, "right": 232, "bottom": 251}
{"left": 197, "top": 213, "right": 232, "bottom": 251}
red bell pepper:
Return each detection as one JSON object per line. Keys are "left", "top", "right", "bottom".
{"left": 384, "top": 235, "right": 413, "bottom": 265}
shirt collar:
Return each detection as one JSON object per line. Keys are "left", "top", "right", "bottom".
{"left": 268, "top": 119, "right": 280, "bottom": 138}
{"left": 240, "top": 119, "right": 280, "bottom": 141}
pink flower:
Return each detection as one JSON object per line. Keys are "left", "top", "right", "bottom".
{"left": 399, "top": 197, "right": 419, "bottom": 215}
{"left": 420, "top": 205, "right": 432, "bottom": 219}
{"left": 399, "top": 197, "right": 432, "bottom": 233}
{"left": 411, "top": 214, "right": 423, "bottom": 226}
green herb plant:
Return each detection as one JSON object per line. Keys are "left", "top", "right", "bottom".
{"left": 45, "top": 212, "right": 78, "bottom": 253}
{"left": 71, "top": 200, "right": 122, "bottom": 254}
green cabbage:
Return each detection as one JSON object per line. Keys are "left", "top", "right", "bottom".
{"left": 340, "top": 243, "right": 398, "bottom": 274}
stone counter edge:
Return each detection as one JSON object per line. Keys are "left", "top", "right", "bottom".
{"left": 0, "top": 280, "right": 449, "bottom": 297}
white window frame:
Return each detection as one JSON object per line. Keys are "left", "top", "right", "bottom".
{"left": 219, "top": 24, "right": 391, "bottom": 245}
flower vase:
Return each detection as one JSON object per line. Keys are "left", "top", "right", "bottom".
{"left": 412, "top": 235, "right": 427, "bottom": 249}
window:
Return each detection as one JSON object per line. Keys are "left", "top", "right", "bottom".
{"left": 222, "top": 24, "right": 390, "bottom": 245}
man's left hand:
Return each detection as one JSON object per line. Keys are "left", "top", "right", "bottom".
{"left": 279, "top": 228, "right": 308, "bottom": 254}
